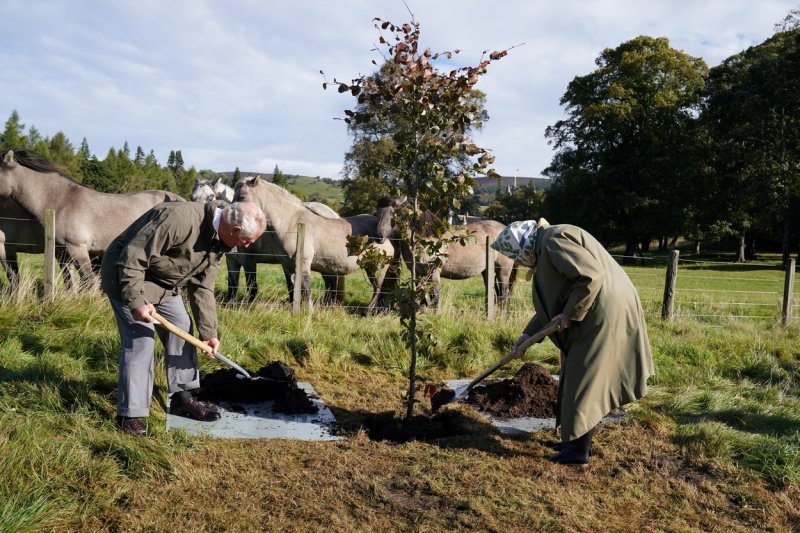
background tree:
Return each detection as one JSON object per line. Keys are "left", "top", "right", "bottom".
{"left": 0, "top": 110, "right": 26, "bottom": 149}
{"left": 272, "top": 164, "right": 288, "bottom": 188}
{"left": 703, "top": 25, "right": 800, "bottom": 263}
{"left": 326, "top": 14, "right": 509, "bottom": 420}
{"left": 339, "top": 61, "right": 489, "bottom": 217}
{"left": 484, "top": 183, "right": 545, "bottom": 224}
{"left": 544, "top": 36, "right": 708, "bottom": 258}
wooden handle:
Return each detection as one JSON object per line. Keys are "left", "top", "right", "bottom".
{"left": 464, "top": 319, "right": 563, "bottom": 392}
{"left": 150, "top": 311, "right": 213, "bottom": 354}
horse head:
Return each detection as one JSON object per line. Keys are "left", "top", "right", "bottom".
{"left": 191, "top": 179, "right": 216, "bottom": 203}
{"left": 375, "top": 195, "right": 406, "bottom": 243}
{"left": 0, "top": 150, "right": 17, "bottom": 197}
{"left": 212, "top": 177, "right": 234, "bottom": 203}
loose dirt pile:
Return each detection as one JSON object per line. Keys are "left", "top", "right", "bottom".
{"left": 197, "top": 361, "right": 318, "bottom": 415}
{"left": 466, "top": 363, "right": 559, "bottom": 419}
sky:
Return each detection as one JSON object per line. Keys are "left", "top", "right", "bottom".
{"left": 0, "top": 0, "right": 796, "bottom": 180}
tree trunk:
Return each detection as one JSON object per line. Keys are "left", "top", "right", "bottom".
{"left": 694, "top": 240, "right": 701, "bottom": 254}
{"left": 623, "top": 239, "right": 638, "bottom": 266}
{"left": 737, "top": 231, "right": 746, "bottom": 263}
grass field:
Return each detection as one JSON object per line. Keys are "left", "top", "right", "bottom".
{"left": 0, "top": 253, "right": 798, "bottom": 531}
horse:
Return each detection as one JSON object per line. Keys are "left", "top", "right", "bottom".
{"left": 191, "top": 177, "right": 234, "bottom": 203}
{"left": 232, "top": 176, "right": 393, "bottom": 308}
{"left": 0, "top": 149, "right": 184, "bottom": 284}
{"left": 190, "top": 176, "right": 347, "bottom": 301}
{"left": 374, "top": 195, "right": 518, "bottom": 311}
{"left": 0, "top": 196, "right": 77, "bottom": 288}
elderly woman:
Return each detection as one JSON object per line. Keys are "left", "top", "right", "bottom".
{"left": 491, "top": 218, "right": 654, "bottom": 465}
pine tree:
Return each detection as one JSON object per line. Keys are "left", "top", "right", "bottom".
{"left": 272, "top": 164, "right": 288, "bottom": 187}
{"left": 1, "top": 110, "right": 26, "bottom": 149}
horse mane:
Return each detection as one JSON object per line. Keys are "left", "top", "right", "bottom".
{"left": 260, "top": 177, "right": 305, "bottom": 209}
{"left": 1, "top": 148, "right": 87, "bottom": 187}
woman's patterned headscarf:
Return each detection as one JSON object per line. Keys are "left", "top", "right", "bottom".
{"left": 490, "top": 219, "right": 548, "bottom": 267}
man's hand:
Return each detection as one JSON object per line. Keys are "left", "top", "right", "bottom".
{"left": 133, "top": 303, "right": 156, "bottom": 323}
{"left": 201, "top": 338, "right": 220, "bottom": 359}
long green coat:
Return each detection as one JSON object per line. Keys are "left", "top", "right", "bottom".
{"left": 523, "top": 222, "right": 654, "bottom": 441}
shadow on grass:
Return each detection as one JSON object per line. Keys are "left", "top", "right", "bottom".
{"left": 670, "top": 408, "right": 800, "bottom": 438}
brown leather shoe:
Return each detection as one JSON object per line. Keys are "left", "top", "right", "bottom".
{"left": 116, "top": 416, "right": 147, "bottom": 436}
{"left": 170, "top": 394, "right": 221, "bottom": 422}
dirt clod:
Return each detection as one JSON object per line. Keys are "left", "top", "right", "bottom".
{"left": 466, "top": 363, "right": 558, "bottom": 419}
{"left": 197, "top": 361, "right": 318, "bottom": 415}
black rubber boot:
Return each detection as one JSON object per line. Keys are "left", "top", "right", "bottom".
{"left": 546, "top": 427, "right": 595, "bottom": 465}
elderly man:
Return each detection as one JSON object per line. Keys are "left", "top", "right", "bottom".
{"left": 101, "top": 200, "right": 266, "bottom": 436}
{"left": 491, "top": 218, "right": 654, "bottom": 465}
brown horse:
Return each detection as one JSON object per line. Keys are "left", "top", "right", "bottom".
{"left": 375, "top": 195, "right": 518, "bottom": 311}
{"left": 0, "top": 149, "right": 183, "bottom": 284}
{"left": 233, "top": 176, "right": 393, "bottom": 308}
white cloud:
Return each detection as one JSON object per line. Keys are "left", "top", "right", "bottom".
{"left": 0, "top": 0, "right": 795, "bottom": 178}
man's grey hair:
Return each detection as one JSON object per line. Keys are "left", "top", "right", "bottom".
{"left": 224, "top": 202, "right": 267, "bottom": 239}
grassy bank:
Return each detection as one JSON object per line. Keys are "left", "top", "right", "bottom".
{"left": 0, "top": 257, "right": 798, "bottom": 531}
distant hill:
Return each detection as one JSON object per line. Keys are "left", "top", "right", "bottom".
{"left": 217, "top": 171, "right": 344, "bottom": 210}
{"left": 210, "top": 172, "right": 548, "bottom": 213}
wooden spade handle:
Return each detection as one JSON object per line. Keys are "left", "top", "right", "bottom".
{"left": 464, "top": 319, "right": 564, "bottom": 393}
{"left": 150, "top": 311, "right": 213, "bottom": 354}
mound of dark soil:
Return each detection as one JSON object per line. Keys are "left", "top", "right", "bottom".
{"left": 466, "top": 363, "right": 558, "bottom": 419}
{"left": 197, "top": 361, "right": 318, "bottom": 415}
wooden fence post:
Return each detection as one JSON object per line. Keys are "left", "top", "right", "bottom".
{"left": 661, "top": 249, "right": 679, "bottom": 320}
{"left": 43, "top": 208, "right": 56, "bottom": 300}
{"left": 292, "top": 222, "right": 306, "bottom": 314}
{"left": 782, "top": 258, "right": 795, "bottom": 326}
{"left": 485, "top": 235, "right": 496, "bottom": 320}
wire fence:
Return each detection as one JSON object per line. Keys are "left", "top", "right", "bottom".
{"left": 2, "top": 214, "right": 800, "bottom": 325}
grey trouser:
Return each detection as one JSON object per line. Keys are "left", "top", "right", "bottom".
{"left": 109, "top": 296, "right": 200, "bottom": 418}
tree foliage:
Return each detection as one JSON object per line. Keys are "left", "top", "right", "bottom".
{"left": 0, "top": 110, "right": 197, "bottom": 196}
{"left": 544, "top": 36, "right": 708, "bottom": 256}
{"left": 326, "top": 14, "right": 510, "bottom": 419}
{"left": 704, "top": 27, "right": 800, "bottom": 262}
{"left": 484, "top": 183, "right": 545, "bottom": 225}
{"left": 338, "top": 62, "right": 490, "bottom": 217}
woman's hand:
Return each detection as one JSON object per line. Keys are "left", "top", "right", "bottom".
{"left": 511, "top": 333, "right": 531, "bottom": 358}
{"left": 551, "top": 313, "right": 573, "bottom": 330}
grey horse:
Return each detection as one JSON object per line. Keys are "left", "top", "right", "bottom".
{"left": 233, "top": 176, "right": 393, "bottom": 308}
{"left": 0, "top": 196, "right": 76, "bottom": 288}
{"left": 374, "top": 195, "right": 517, "bottom": 311}
{"left": 0, "top": 149, "right": 183, "bottom": 285}
{"left": 191, "top": 177, "right": 234, "bottom": 203}
{"left": 191, "top": 175, "right": 347, "bottom": 302}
